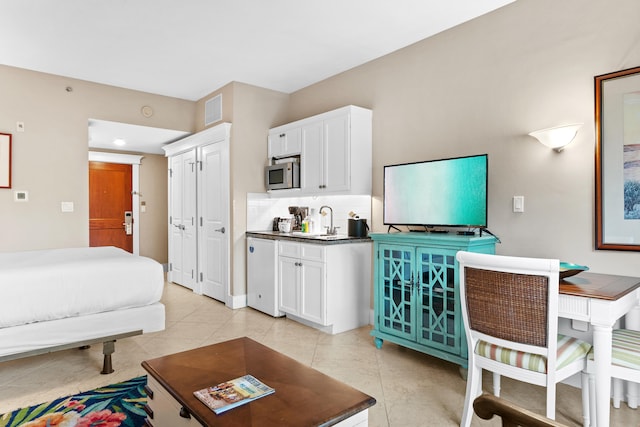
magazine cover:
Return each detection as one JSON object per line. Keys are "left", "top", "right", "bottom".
{"left": 193, "top": 374, "right": 275, "bottom": 414}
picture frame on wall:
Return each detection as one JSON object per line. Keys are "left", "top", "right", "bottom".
{"left": 595, "top": 66, "right": 640, "bottom": 251}
{"left": 0, "top": 133, "right": 11, "bottom": 189}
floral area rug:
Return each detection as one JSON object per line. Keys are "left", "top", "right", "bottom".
{"left": 0, "top": 376, "right": 147, "bottom": 427}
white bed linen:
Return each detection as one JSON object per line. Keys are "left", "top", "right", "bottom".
{"left": 0, "top": 302, "right": 165, "bottom": 357}
{"left": 0, "top": 246, "right": 164, "bottom": 328}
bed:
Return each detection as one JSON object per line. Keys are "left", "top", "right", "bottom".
{"left": 0, "top": 246, "right": 165, "bottom": 374}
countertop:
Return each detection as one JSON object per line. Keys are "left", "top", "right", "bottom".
{"left": 246, "top": 230, "right": 371, "bottom": 245}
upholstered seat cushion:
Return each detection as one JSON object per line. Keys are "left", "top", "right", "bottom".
{"left": 476, "top": 334, "right": 591, "bottom": 373}
{"left": 587, "top": 329, "right": 640, "bottom": 370}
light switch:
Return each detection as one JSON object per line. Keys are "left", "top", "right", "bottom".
{"left": 513, "top": 196, "right": 524, "bottom": 213}
{"left": 61, "top": 201, "right": 74, "bottom": 212}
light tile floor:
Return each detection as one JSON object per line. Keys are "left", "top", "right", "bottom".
{"left": 1, "top": 281, "right": 639, "bottom": 426}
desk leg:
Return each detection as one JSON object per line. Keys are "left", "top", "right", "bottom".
{"left": 593, "top": 325, "right": 613, "bottom": 427}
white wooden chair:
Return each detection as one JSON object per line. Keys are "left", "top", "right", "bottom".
{"left": 586, "top": 328, "right": 640, "bottom": 424}
{"left": 457, "top": 251, "right": 592, "bottom": 427}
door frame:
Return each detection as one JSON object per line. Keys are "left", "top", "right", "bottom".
{"left": 89, "top": 151, "right": 143, "bottom": 255}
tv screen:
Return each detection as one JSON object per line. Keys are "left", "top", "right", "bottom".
{"left": 383, "top": 154, "right": 488, "bottom": 228}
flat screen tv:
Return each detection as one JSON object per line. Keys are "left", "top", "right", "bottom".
{"left": 383, "top": 154, "right": 488, "bottom": 228}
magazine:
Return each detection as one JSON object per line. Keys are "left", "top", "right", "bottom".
{"left": 193, "top": 374, "right": 275, "bottom": 414}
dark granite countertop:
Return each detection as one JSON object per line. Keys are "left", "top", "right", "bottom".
{"left": 246, "top": 231, "right": 371, "bottom": 245}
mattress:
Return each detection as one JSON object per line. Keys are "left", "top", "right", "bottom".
{"left": 0, "top": 302, "right": 165, "bottom": 357}
{"left": 0, "top": 246, "right": 164, "bottom": 329}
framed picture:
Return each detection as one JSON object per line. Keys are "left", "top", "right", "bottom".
{"left": 595, "top": 66, "right": 640, "bottom": 250}
{"left": 0, "top": 133, "right": 11, "bottom": 189}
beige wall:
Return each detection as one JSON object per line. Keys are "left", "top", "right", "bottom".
{"left": 196, "top": 82, "right": 289, "bottom": 296}
{"left": 0, "top": 65, "right": 195, "bottom": 260}
{"left": 4, "top": 0, "right": 640, "bottom": 293}
{"left": 138, "top": 153, "right": 169, "bottom": 262}
{"left": 284, "top": 0, "right": 640, "bottom": 277}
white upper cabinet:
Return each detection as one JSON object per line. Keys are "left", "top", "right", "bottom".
{"left": 267, "top": 105, "right": 372, "bottom": 196}
{"left": 268, "top": 127, "right": 301, "bottom": 159}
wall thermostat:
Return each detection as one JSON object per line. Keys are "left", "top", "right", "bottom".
{"left": 14, "top": 190, "right": 28, "bottom": 202}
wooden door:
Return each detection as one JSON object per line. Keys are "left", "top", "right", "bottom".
{"left": 89, "top": 162, "right": 133, "bottom": 252}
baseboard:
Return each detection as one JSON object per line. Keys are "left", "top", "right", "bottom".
{"left": 227, "top": 293, "right": 247, "bottom": 310}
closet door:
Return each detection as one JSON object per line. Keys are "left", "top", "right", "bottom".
{"left": 198, "top": 140, "right": 229, "bottom": 302}
{"left": 168, "top": 149, "right": 197, "bottom": 289}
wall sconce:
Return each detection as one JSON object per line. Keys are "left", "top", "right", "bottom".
{"left": 528, "top": 123, "right": 582, "bottom": 152}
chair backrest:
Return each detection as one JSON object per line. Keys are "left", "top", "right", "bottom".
{"left": 457, "top": 251, "right": 560, "bottom": 362}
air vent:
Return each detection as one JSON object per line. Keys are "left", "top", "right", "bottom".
{"left": 204, "top": 94, "right": 222, "bottom": 126}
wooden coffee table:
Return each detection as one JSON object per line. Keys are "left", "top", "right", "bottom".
{"left": 141, "top": 337, "right": 376, "bottom": 426}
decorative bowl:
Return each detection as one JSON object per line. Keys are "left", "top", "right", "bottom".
{"left": 559, "top": 262, "right": 589, "bottom": 279}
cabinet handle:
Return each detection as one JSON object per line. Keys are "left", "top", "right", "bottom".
{"left": 143, "top": 385, "right": 154, "bottom": 399}
{"left": 143, "top": 404, "right": 154, "bottom": 419}
{"left": 179, "top": 407, "right": 191, "bottom": 419}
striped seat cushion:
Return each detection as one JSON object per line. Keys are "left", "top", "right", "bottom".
{"left": 476, "top": 334, "right": 591, "bottom": 373}
{"left": 587, "top": 329, "right": 640, "bottom": 370}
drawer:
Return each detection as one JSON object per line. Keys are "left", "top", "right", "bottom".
{"left": 145, "top": 376, "right": 202, "bottom": 427}
{"left": 300, "top": 243, "right": 325, "bottom": 262}
{"left": 279, "top": 241, "right": 301, "bottom": 258}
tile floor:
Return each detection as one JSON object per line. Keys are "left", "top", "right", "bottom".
{"left": 1, "top": 281, "right": 638, "bottom": 426}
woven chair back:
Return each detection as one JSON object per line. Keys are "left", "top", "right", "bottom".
{"left": 464, "top": 267, "right": 549, "bottom": 348}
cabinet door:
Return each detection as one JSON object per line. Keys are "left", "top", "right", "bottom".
{"left": 377, "top": 244, "right": 416, "bottom": 341}
{"left": 269, "top": 128, "right": 301, "bottom": 159}
{"left": 299, "top": 259, "right": 325, "bottom": 325}
{"left": 416, "top": 248, "right": 460, "bottom": 354}
{"left": 301, "top": 121, "right": 323, "bottom": 192}
{"left": 323, "top": 114, "right": 350, "bottom": 192}
{"left": 278, "top": 256, "right": 300, "bottom": 315}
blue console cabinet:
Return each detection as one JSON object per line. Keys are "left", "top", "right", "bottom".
{"left": 370, "top": 232, "right": 496, "bottom": 368}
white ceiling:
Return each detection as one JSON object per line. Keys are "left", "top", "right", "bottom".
{"left": 88, "top": 119, "right": 190, "bottom": 155}
{"left": 1, "top": 0, "right": 515, "bottom": 153}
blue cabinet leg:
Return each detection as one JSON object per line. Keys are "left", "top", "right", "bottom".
{"left": 374, "top": 337, "right": 383, "bottom": 349}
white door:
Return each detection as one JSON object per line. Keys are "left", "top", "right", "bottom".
{"left": 198, "top": 141, "right": 229, "bottom": 302}
{"left": 300, "top": 260, "right": 325, "bottom": 324}
{"left": 168, "top": 150, "right": 197, "bottom": 289}
{"left": 278, "top": 256, "right": 300, "bottom": 315}
{"left": 323, "top": 114, "right": 350, "bottom": 192}
{"left": 301, "top": 122, "right": 323, "bottom": 192}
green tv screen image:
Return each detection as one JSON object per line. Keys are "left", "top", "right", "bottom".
{"left": 383, "top": 154, "right": 487, "bottom": 227}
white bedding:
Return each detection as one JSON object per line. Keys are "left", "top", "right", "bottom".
{"left": 0, "top": 246, "right": 164, "bottom": 329}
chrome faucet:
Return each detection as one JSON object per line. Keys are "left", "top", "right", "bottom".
{"left": 319, "top": 205, "right": 337, "bottom": 235}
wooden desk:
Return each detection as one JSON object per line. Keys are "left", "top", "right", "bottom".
{"left": 141, "top": 337, "right": 376, "bottom": 426}
{"left": 559, "top": 272, "right": 640, "bottom": 427}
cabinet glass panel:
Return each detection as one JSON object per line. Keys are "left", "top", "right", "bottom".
{"left": 379, "top": 245, "right": 415, "bottom": 340}
{"left": 417, "top": 249, "right": 459, "bottom": 353}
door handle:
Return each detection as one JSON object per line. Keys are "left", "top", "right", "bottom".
{"left": 173, "top": 224, "right": 185, "bottom": 230}
{"left": 215, "top": 227, "right": 225, "bottom": 234}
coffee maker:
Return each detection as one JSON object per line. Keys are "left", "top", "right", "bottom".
{"left": 288, "top": 206, "right": 308, "bottom": 231}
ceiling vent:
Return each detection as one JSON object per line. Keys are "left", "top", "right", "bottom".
{"left": 204, "top": 94, "right": 222, "bottom": 126}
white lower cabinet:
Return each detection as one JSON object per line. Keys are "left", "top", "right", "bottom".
{"left": 145, "top": 376, "right": 202, "bottom": 427}
{"left": 277, "top": 240, "right": 371, "bottom": 334}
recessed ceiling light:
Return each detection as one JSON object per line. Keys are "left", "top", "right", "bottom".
{"left": 113, "top": 138, "right": 126, "bottom": 146}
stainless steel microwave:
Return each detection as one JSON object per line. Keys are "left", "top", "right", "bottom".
{"left": 265, "top": 162, "right": 300, "bottom": 190}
